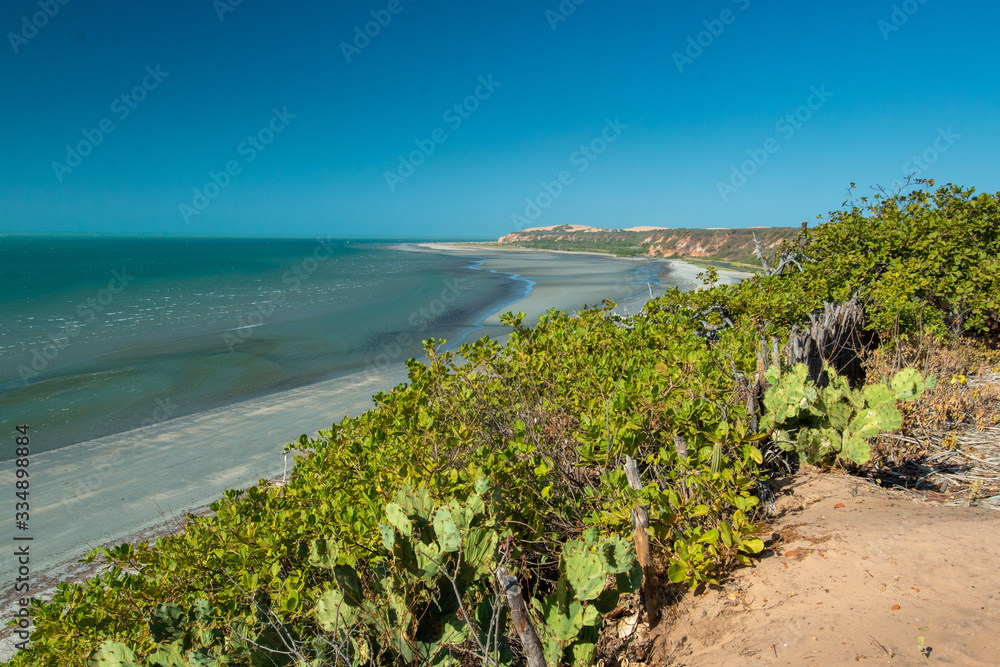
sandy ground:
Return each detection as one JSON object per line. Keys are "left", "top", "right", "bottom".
{"left": 646, "top": 471, "right": 1000, "bottom": 666}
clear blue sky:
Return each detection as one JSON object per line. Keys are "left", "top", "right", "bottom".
{"left": 2, "top": 0, "right": 997, "bottom": 238}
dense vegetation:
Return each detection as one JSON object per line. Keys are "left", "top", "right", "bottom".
{"left": 7, "top": 183, "right": 998, "bottom": 666}
{"left": 498, "top": 225, "right": 798, "bottom": 265}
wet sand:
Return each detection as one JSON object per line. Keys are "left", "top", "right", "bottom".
{"left": 407, "top": 243, "right": 752, "bottom": 318}
{"left": 0, "top": 243, "right": 749, "bottom": 657}
{"left": 400, "top": 242, "right": 677, "bottom": 322}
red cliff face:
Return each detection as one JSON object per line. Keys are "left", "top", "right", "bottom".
{"left": 497, "top": 226, "right": 796, "bottom": 263}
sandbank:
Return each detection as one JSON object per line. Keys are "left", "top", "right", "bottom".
{"left": 0, "top": 243, "right": 693, "bottom": 654}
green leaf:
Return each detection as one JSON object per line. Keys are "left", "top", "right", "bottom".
{"left": 307, "top": 537, "right": 339, "bottom": 569}
{"left": 667, "top": 562, "right": 689, "bottom": 583}
{"left": 719, "top": 521, "right": 734, "bottom": 549}
{"left": 86, "top": 641, "right": 138, "bottom": 667}
{"left": 315, "top": 588, "right": 358, "bottom": 631}
{"left": 434, "top": 507, "right": 461, "bottom": 553}
{"left": 385, "top": 502, "right": 412, "bottom": 537}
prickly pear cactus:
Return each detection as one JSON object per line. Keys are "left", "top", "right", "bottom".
{"left": 147, "top": 602, "right": 187, "bottom": 644}
{"left": 531, "top": 533, "right": 640, "bottom": 665}
{"left": 563, "top": 542, "right": 605, "bottom": 601}
{"left": 763, "top": 363, "right": 932, "bottom": 466}
{"left": 364, "top": 480, "right": 508, "bottom": 665}
{"left": 393, "top": 485, "right": 434, "bottom": 525}
{"left": 86, "top": 599, "right": 254, "bottom": 667}
{"left": 86, "top": 641, "right": 137, "bottom": 667}
{"left": 433, "top": 507, "right": 461, "bottom": 553}
{"left": 891, "top": 367, "right": 933, "bottom": 401}
{"left": 315, "top": 588, "right": 359, "bottom": 631}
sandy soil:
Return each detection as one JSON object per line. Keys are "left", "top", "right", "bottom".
{"left": 646, "top": 471, "right": 1000, "bottom": 666}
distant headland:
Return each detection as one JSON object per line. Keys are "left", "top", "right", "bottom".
{"left": 496, "top": 223, "right": 799, "bottom": 266}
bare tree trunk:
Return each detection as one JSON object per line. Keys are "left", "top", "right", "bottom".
{"left": 782, "top": 297, "right": 877, "bottom": 387}
{"left": 624, "top": 456, "right": 661, "bottom": 628}
{"left": 495, "top": 568, "right": 545, "bottom": 667}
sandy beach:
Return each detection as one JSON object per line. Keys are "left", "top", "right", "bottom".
{"left": 402, "top": 242, "right": 751, "bottom": 324}
{"left": 0, "top": 243, "right": 748, "bottom": 654}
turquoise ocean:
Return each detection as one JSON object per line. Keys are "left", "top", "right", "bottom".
{"left": 0, "top": 236, "right": 668, "bottom": 458}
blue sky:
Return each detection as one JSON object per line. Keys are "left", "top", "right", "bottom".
{"left": 1, "top": 0, "right": 997, "bottom": 238}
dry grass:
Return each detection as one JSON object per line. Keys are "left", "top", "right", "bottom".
{"left": 863, "top": 337, "right": 1000, "bottom": 507}
{"left": 866, "top": 336, "right": 1000, "bottom": 433}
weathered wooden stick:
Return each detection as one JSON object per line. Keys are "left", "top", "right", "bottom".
{"left": 623, "top": 456, "right": 661, "bottom": 628}
{"left": 495, "top": 567, "right": 545, "bottom": 667}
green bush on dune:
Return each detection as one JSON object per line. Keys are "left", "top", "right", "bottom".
{"left": 6, "top": 183, "right": 997, "bottom": 666}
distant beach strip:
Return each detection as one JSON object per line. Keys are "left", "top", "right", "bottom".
{"left": 0, "top": 240, "right": 748, "bottom": 624}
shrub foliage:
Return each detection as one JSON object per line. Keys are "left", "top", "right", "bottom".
{"left": 6, "top": 183, "right": 996, "bottom": 666}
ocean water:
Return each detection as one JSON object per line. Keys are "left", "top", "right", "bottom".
{"left": 0, "top": 236, "right": 664, "bottom": 457}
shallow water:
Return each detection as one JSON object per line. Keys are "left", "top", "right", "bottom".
{"left": 1, "top": 237, "right": 530, "bottom": 454}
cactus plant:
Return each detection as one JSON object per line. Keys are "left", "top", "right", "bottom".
{"left": 320, "top": 480, "right": 509, "bottom": 665}
{"left": 763, "top": 363, "right": 933, "bottom": 466}
{"left": 433, "top": 507, "right": 462, "bottom": 553}
{"left": 315, "top": 588, "right": 359, "bottom": 632}
{"left": 86, "top": 641, "right": 137, "bottom": 667}
{"left": 86, "top": 599, "right": 278, "bottom": 667}
{"left": 531, "top": 533, "right": 640, "bottom": 665}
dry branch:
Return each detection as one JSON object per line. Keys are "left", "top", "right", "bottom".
{"left": 624, "top": 456, "right": 661, "bottom": 628}
{"left": 495, "top": 567, "right": 545, "bottom": 667}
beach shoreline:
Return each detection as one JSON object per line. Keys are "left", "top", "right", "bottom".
{"left": 0, "top": 243, "right": 721, "bottom": 656}
{"left": 396, "top": 241, "right": 753, "bottom": 294}
{"left": 393, "top": 242, "right": 677, "bottom": 324}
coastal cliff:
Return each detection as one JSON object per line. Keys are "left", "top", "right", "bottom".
{"left": 497, "top": 224, "right": 798, "bottom": 264}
